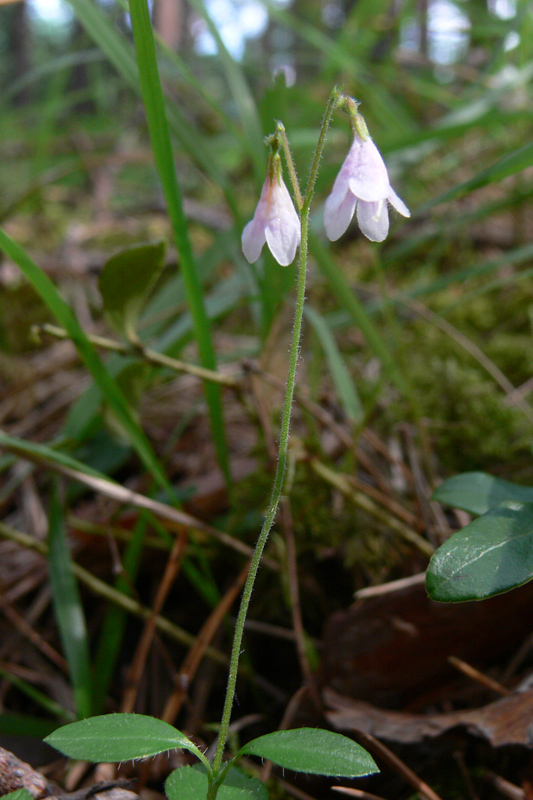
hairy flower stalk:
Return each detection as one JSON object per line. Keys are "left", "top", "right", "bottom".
{"left": 241, "top": 151, "right": 301, "bottom": 266}
{"left": 324, "top": 98, "right": 410, "bottom": 243}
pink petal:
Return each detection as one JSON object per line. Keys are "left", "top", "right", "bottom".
{"left": 242, "top": 216, "right": 266, "bottom": 263}
{"left": 388, "top": 186, "right": 410, "bottom": 218}
{"left": 264, "top": 178, "right": 300, "bottom": 266}
{"left": 345, "top": 137, "right": 390, "bottom": 203}
{"left": 356, "top": 199, "right": 389, "bottom": 242}
{"left": 324, "top": 185, "right": 357, "bottom": 242}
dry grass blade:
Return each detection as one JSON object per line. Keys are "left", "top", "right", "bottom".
{"left": 280, "top": 499, "right": 321, "bottom": 711}
{"left": 0, "top": 438, "right": 277, "bottom": 568}
{"left": 121, "top": 528, "right": 189, "bottom": 713}
{"left": 399, "top": 297, "right": 533, "bottom": 425}
{"left": 162, "top": 559, "right": 250, "bottom": 724}
{"left": 0, "top": 591, "right": 68, "bottom": 673}
{"left": 352, "top": 729, "right": 444, "bottom": 800}
{"left": 448, "top": 656, "right": 509, "bottom": 696}
{"left": 0, "top": 520, "right": 229, "bottom": 665}
{"left": 310, "top": 457, "right": 434, "bottom": 556}
{"left": 39, "top": 324, "right": 240, "bottom": 387}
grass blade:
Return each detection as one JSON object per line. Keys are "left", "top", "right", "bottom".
{"left": 48, "top": 483, "right": 93, "bottom": 719}
{"left": 310, "top": 232, "right": 409, "bottom": 397}
{"left": 186, "top": 0, "right": 264, "bottom": 180}
{"left": 0, "top": 665, "right": 74, "bottom": 723}
{"left": 67, "top": 0, "right": 240, "bottom": 221}
{"left": 420, "top": 140, "right": 533, "bottom": 212}
{"left": 305, "top": 305, "right": 363, "bottom": 424}
{"left": 92, "top": 513, "right": 148, "bottom": 713}
{"left": 128, "top": 0, "right": 231, "bottom": 485}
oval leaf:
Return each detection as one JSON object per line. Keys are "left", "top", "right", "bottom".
{"left": 427, "top": 501, "right": 533, "bottom": 602}
{"left": 44, "top": 714, "right": 196, "bottom": 762}
{"left": 432, "top": 472, "right": 533, "bottom": 516}
{"left": 166, "top": 765, "right": 268, "bottom": 800}
{"left": 3, "top": 791, "right": 35, "bottom": 800}
{"left": 240, "top": 728, "right": 378, "bottom": 777}
{"left": 99, "top": 241, "right": 166, "bottom": 339}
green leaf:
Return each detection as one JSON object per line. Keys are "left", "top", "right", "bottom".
{"left": 426, "top": 501, "right": 533, "bottom": 602}
{"left": 99, "top": 241, "right": 166, "bottom": 341}
{"left": 2, "top": 790, "right": 35, "bottom": 800}
{"left": 44, "top": 714, "right": 201, "bottom": 762}
{"left": 48, "top": 484, "right": 92, "bottom": 719}
{"left": 432, "top": 472, "right": 533, "bottom": 516}
{"left": 165, "top": 765, "right": 208, "bottom": 800}
{"left": 166, "top": 764, "right": 268, "bottom": 800}
{"left": 240, "top": 728, "right": 379, "bottom": 777}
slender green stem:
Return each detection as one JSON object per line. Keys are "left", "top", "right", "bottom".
{"left": 303, "top": 88, "right": 341, "bottom": 211}
{"left": 276, "top": 123, "right": 303, "bottom": 209}
{"left": 209, "top": 88, "right": 339, "bottom": 795}
{"left": 210, "top": 215, "right": 310, "bottom": 786}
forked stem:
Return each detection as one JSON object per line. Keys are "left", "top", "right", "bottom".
{"left": 208, "top": 87, "right": 340, "bottom": 798}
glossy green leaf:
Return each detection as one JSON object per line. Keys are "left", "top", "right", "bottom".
{"left": 432, "top": 472, "right": 533, "bottom": 516}
{"left": 240, "top": 728, "right": 378, "bottom": 777}
{"left": 99, "top": 241, "right": 166, "bottom": 341}
{"left": 45, "top": 714, "right": 201, "bottom": 762}
{"left": 166, "top": 764, "right": 268, "bottom": 800}
{"left": 426, "top": 501, "right": 533, "bottom": 602}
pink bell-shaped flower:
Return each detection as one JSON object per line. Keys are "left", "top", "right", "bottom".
{"left": 324, "top": 131, "right": 410, "bottom": 243}
{"left": 242, "top": 155, "right": 301, "bottom": 267}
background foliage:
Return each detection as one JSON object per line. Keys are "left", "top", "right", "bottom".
{"left": 0, "top": 0, "right": 532, "bottom": 795}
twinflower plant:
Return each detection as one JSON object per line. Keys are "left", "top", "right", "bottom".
{"left": 324, "top": 96, "right": 410, "bottom": 242}
{"left": 43, "top": 12, "right": 410, "bottom": 792}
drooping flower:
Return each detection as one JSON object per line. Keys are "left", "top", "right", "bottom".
{"left": 324, "top": 129, "right": 410, "bottom": 244}
{"left": 242, "top": 155, "right": 301, "bottom": 267}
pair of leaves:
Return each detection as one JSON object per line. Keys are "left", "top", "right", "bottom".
{"left": 45, "top": 714, "right": 378, "bottom": 799}
{"left": 427, "top": 471, "right": 533, "bottom": 602}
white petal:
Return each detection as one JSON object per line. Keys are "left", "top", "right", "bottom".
{"left": 324, "top": 185, "right": 357, "bottom": 242}
{"left": 242, "top": 217, "right": 266, "bottom": 263}
{"left": 345, "top": 137, "right": 390, "bottom": 203}
{"left": 356, "top": 199, "right": 389, "bottom": 242}
{"left": 264, "top": 177, "right": 301, "bottom": 266}
{"left": 265, "top": 218, "right": 299, "bottom": 266}
{"left": 388, "top": 186, "right": 410, "bottom": 218}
